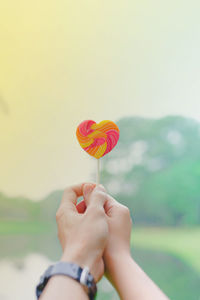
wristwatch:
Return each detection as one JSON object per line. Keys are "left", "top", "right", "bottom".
{"left": 36, "top": 261, "right": 97, "bottom": 300}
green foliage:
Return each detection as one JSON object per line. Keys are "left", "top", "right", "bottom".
{"left": 1, "top": 115, "right": 200, "bottom": 226}
{"left": 132, "top": 248, "right": 200, "bottom": 300}
{"left": 1, "top": 115, "right": 200, "bottom": 298}
{"left": 0, "top": 193, "right": 40, "bottom": 221}
{"left": 101, "top": 115, "right": 200, "bottom": 226}
{"left": 0, "top": 191, "right": 62, "bottom": 223}
{"left": 132, "top": 227, "right": 200, "bottom": 273}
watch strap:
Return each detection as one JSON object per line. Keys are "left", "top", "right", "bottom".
{"left": 36, "top": 262, "right": 97, "bottom": 300}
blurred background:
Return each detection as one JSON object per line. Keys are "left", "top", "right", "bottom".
{"left": 1, "top": 0, "right": 200, "bottom": 299}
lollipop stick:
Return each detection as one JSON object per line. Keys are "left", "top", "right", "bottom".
{"left": 96, "top": 159, "right": 100, "bottom": 185}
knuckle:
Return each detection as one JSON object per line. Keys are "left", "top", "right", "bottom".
{"left": 93, "top": 190, "right": 107, "bottom": 202}
{"left": 56, "top": 210, "right": 60, "bottom": 220}
{"left": 121, "top": 205, "right": 130, "bottom": 217}
{"left": 56, "top": 206, "right": 65, "bottom": 221}
{"left": 56, "top": 212, "right": 61, "bottom": 222}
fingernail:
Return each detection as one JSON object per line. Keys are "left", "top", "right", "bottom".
{"left": 96, "top": 184, "right": 106, "bottom": 192}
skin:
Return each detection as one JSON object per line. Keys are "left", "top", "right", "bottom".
{"left": 40, "top": 183, "right": 108, "bottom": 300}
{"left": 40, "top": 183, "right": 169, "bottom": 300}
{"left": 103, "top": 193, "right": 169, "bottom": 300}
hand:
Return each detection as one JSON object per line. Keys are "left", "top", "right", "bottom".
{"left": 103, "top": 194, "right": 132, "bottom": 281}
{"left": 71, "top": 184, "right": 132, "bottom": 282}
{"left": 56, "top": 183, "right": 108, "bottom": 282}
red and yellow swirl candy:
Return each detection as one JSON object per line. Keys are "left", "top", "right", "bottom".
{"left": 76, "top": 120, "right": 120, "bottom": 159}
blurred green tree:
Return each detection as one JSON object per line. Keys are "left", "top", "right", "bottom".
{"left": 101, "top": 116, "right": 200, "bottom": 226}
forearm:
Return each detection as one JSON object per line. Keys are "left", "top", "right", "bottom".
{"left": 106, "top": 253, "right": 169, "bottom": 300}
{"left": 40, "top": 275, "right": 88, "bottom": 300}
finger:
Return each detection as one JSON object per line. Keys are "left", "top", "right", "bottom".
{"left": 76, "top": 200, "right": 87, "bottom": 213}
{"left": 61, "top": 183, "right": 89, "bottom": 213}
{"left": 84, "top": 184, "right": 107, "bottom": 208}
{"left": 61, "top": 182, "right": 96, "bottom": 212}
{"left": 83, "top": 183, "right": 96, "bottom": 207}
{"left": 104, "top": 194, "right": 121, "bottom": 216}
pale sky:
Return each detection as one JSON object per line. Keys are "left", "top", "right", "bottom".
{"left": 1, "top": 0, "right": 200, "bottom": 199}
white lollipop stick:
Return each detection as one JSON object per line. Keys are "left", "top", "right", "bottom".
{"left": 96, "top": 159, "right": 100, "bottom": 185}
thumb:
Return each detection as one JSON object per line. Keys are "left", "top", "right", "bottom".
{"left": 83, "top": 184, "right": 107, "bottom": 208}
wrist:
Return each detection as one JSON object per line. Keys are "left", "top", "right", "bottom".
{"left": 104, "top": 250, "right": 132, "bottom": 283}
{"left": 36, "top": 261, "right": 97, "bottom": 300}
{"left": 61, "top": 246, "right": 99, "bottom": 280}
{"left": 61, "top": 246, "right": 89, "bottom": 268}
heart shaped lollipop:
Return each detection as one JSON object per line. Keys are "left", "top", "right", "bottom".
{"left": 76, "top": 120, "right": 120, "bottom": 159}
